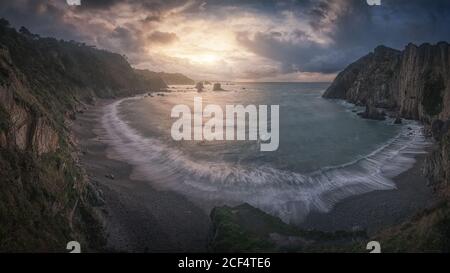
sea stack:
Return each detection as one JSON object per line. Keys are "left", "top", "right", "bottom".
{"left": 195, "top": 82, "right": 204, "bottom": 92}
{"left": 213, "top": 83, "right": 224, "bottom": 91}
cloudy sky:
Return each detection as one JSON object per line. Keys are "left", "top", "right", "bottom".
{"left": 1, "top": 0, "right": 450, "bottom": 81}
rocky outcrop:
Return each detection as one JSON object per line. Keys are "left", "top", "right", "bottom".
{"left": 323, "top": 42, "right": 450, "bottom": 122}
{"left": 0, "top": 46, "right": 59, "bottom": 155}
{"left": 358, "top": 104, "right": 386, "bottom": 120}
{"left": 209, "top": 203, "right": 366, "bottom": 252}
{"left": 213, "top": 83, "right": 224, "bottom": 91}
{"left": 195, "top": 82, "right": 204, "bottom": 92}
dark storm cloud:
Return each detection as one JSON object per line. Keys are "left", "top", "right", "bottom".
{"left": 234, "top": 0, "right": 450, "bottom": 74}
{"left": 78, "top": 0, "right": 188, "bottom": 11}
{"left": 0, "top": 0, "right": 450, "bottom": 78}
{"left": 78, "top": 0, "right": 122, "bottom": 9}
{"left": 148, "top": 31, "right": 178, "bottom": 44}
{"left": 236, "top": 31, "right": 349, "bottom": 74}
{"left": 0, "top": 1, "right": 86, "bottom": 41}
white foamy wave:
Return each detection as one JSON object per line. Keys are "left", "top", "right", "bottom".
{"left": 98, "top": 97, "right": 431, "bottom": 224}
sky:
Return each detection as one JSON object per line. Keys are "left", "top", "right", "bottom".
{"left": 0, "top": 0, "right": 450, "bottom": 82}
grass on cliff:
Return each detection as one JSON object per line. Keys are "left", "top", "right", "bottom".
{"left": 209, "top": 204, "right": 367, "bottom": 253}
{"left": 374, "top": 201, "right": 450, "bottom": 252}
{"left": 0, "top": 147, "right": 105, "bottom": 252}
{"left": 210, "top": 201, "right": 450, "bottom": 253}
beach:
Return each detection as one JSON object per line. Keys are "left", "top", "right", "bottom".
{"left": 72, "top": 97, "right": 436, "bottom": 252}
{"left": 301, "top": 148, "right": 436, "bottom": 235}
{"left": 72, "top": 100, "right": 210, "bottom": 252}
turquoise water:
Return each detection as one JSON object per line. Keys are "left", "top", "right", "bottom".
{"left": 100, "top": 82, "right": 428, "bottom": 223}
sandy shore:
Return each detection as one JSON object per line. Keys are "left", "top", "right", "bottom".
{"left": 72, "top": 98, "right": 436, "bottom": 252}
{"left": 72, "top": 100, "right": 210, "bottom": 252}
{"left": 300, "top": 148, "right": 436, "bottom": 235}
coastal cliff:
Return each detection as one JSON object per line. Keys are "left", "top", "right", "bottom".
{"left": 135, "top": 69, "right": 195, "bottom": 85}
{"left": 323, "top": 42, "right": 450, "bottom": 122}
{"left": 323, "top": 42, "right": 450, "bottom": 251}
{"left": 0, "top": 19, "right": 177, "bottom": 251}
{"left": 323, "top": 42, "right": 450, "bottom": 191}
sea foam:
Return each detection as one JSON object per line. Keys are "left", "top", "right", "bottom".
{"left": 98, "top": 96, "right": 431, "bottom": 224}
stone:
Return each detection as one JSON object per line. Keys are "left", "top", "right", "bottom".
{"left": 394, "top": 117, "right": 402, "bottom": 124}
{"left": 358, "top": 105, "right": 386, "bottom": 120}
{"left": 105, "top": 173, "right": 115, "bottom": 180}
{"left": 213, "top": 83, "right": 224, "bottom": 91}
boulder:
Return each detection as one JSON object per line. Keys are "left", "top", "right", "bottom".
{"left": 358, "top": 105, "right": 386, "bottom": 120}
{"left": 394, "top": 117, "right": 402, "bottom": 124}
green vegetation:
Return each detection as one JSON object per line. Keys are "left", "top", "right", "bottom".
{"left": 0, "top": 148, "right": 103, "bottom": 251}
{"left": 374, "top": 201, "right": 450, "bottom": 252}
{"left": 0, "top": 22, "right": 168, "bottom": 125}
{"left": 209, "top": 204, "right": 367, "bottom": 253}
{"left": 209, "top": 201, "right": 450, "bottom": 253}
{"left": 135, "top": 69, "right": 195, "bottom": 85}
{"left": 210, "top": 205, "right": 276, "bottom": 252}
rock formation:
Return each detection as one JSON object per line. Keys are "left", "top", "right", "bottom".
{"left": 323, "top": 42, "right": 450, "bottom": 123}
{"left": 213, "top": 83, "right": 224, "bottom": 91}
{"left": 195, "top": 82, "right": 204, "bottom": 92}
{"left": 358, "top": 104, "right": 386, "bottom": 120}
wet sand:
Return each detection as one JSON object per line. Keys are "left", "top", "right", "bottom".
{"left": 72, "top": 100, "right": 210, "bottom": 252}
{"left": 301, "top": 149, "right": 436, "bottom": 235}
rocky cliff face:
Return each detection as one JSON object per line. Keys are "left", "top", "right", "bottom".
{"left": 0, "top": 47, "right": 59, "bottom": 155}
{"left": 324, "top": 42, "right": 450, "bottom": 122}
{"left": 324, "top": 42, "right": 450, "bottom": 190}
{"left": 324, "top": 46, "right": 402, "bottom": 109}
{"left": 0, "top": 19, "right": 171, "bottom": 251}
{"left": 324, "top": 42, "right": 450, "bottom": 251}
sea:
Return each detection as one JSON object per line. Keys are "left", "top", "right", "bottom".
{"left": 99, "top": 82, "right": 430, "bottom": 224}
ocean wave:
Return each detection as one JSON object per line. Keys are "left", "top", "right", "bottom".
{"left": 98, "top": 97, "right": 431, "bottom": 224}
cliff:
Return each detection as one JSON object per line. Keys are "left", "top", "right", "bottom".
{"left": 135, "top": 69, "right": 195, "bottom": 85}
{"left": 0, "top": 19, "right": 167, "bottom": 251}
{"left": 323, "top": 42, "right": 450, "bottom": 122}
{"left": 324, "top": 42, "right": 450, "bottom": 251}
{"left": 324, "top": 42, "right": 450, "bottom": 189}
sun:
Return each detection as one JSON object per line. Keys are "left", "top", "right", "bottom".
{"left": 170, "top": 52, "right": 221, "bottom": 64}
{"left": 193, "top": 54, "right": 220, "bottom": 64}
